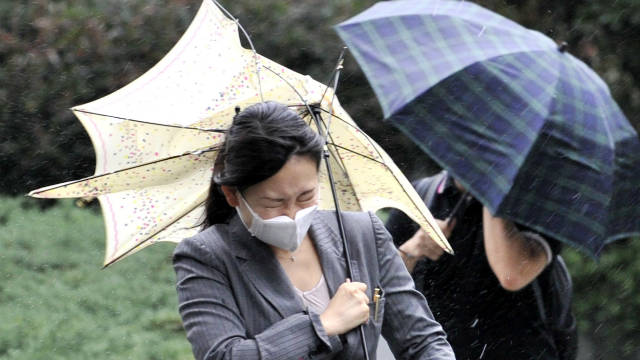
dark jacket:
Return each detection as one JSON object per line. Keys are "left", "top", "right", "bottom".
{"left": 386, "top": 172, "right": 561, "bottom": 360}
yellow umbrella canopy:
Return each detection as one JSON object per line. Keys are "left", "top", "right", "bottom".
{"left": 29, "top": 0, "right": 451, "bottom": 266}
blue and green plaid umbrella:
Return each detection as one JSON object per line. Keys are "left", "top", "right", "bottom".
{"left": 336, "top": 0, "right": 640, "bottom": 257}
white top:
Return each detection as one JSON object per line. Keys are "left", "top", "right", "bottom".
{"left": 294, "top": 275, "right": 331, "bottom": 314}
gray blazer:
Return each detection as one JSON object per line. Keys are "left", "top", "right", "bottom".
{"left": 173, "top": 210, "right": 454, "bottom": 360}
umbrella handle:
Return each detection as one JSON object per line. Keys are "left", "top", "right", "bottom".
{"left": 447, "top": 191, "right": 473, "bottom": 223}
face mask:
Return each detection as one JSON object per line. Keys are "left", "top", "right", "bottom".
{"left": 236, "top": 193, "right": 317, "bottom": 252}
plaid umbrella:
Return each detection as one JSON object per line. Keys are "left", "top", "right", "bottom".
{"left": 336, "top": 0, "right": 640, "bottom": 257}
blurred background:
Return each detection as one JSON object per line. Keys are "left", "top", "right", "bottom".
{"left": 1, "top": 0, "right": 639, "bottom": 359}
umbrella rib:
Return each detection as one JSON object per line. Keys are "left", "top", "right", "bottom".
{"left": 312, "top": 112, "right": 385, "bottom": 165}
{"left": 328, "top": 143, "right": 362, "bottom": 204}
{"left": 293, "top": 104, "right": 353, "bottom": 130}
{"left": 103, "top": 199, "right": 207, "bottom": 268}
{"left": 318, "top": 113, "right": 445, "bottom": 236}
{"left": 320, "top": 47, "right": 347, "bottom": 102}
{"left": 323, "top": 49, "right": 348, "bottom": 137}
{"left": 325, "top": 142, "right": 383, "bottom": 165}
{"left": 211, "top": 0, "right": 263, "bottom": 101}
{"left": 317, "top": 114, "right": 365, "bottom": 171}
{"left": 314, "top": 115, "right": 362, "bottom": 205}
{"left": 73, "top": 109, "right": 227, "bottom": 133}
{"left": 30, "top": 147, "right": 219, "bottom": 195}
{"left": 325, "top": 145, "right": 349, "bottom": 177}
{"left": 262, "top": 65, "right": 309, "bottom": 105}
{"left": 294, "top": 106, "right": 385, "bottom": 164}
{"left": 260, "top": 67, "right": 326, "bottom": 150}
{"left": 322, "top": 109, "right": 396, "bottom": 168}
{"left": 260, "top": 60, "right": 431, "bottom": 251}
{"left": 313, "top": 106, "right": 376, "bottom": 138}
{"left": 258, "top": 66, "right": 384, "bottom": 173}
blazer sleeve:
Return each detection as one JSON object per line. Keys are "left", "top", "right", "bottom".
{"left": 173, "top": 235, "right": 342, "bottom": 360}
{"left": 369, "top": 213, "right": 455, "bottom": 360}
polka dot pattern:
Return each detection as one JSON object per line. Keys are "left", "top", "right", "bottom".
{"left": 30, "top": 0, "right": 451, "bottom": 265}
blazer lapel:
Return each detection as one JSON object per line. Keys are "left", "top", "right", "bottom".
{"left": 227, "top": 216, "right": 304, "bottom": 319}
{"left": 226, "top": 212, "right": 362, "bottom": 320}
{"left": 310, "top": 212, "right": 360, "bottom": 297}
{"left": 311, "top": 211, "right": 365, "bottom": 359}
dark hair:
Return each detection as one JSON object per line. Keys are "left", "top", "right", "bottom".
{"left": 202, "top": 101, "right": 324, "bottom": 228}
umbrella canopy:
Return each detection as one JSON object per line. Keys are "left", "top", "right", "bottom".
{"left": 29, "top": 0, "right": 451, "bottom": 266}
{"left": 336, "top": 0, "right": 640, "bottom": 257}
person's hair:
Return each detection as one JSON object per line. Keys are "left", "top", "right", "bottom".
{"left": 202, "top": 101, "right": 324, "bottom": 228}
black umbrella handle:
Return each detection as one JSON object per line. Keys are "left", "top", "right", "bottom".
{"left": 447, "top": 190, "right": 473, "bottom": 223}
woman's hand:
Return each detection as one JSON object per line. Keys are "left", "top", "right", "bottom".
{"left": 319, "top": 279, "right": 370, "bottom": 336}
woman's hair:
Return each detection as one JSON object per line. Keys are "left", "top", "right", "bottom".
{"left": 202, "top": 101, "right": 324, "bottom": 228}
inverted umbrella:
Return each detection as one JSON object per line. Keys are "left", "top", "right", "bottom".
{"left": 29, "top": 0, "right": 451, "bottom": 267}
{"left": 336, "top": 0, "right": 640, "bottom": 257}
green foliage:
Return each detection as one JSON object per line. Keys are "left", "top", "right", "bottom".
{"left": 0, "top": 0, "right": 198, "bottom": 195}
{"left": 563, "top": 239, "right": 640, "bottom": 358}
{"left": 0, "top": 197, "right": 192, "bottom": 359}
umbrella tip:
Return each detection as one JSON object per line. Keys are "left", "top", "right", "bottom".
{"left": 558, "top": 41, "right": 569, "bottom": 53}
{"left": 235, "top": 106, "right": 241, "bottom": 115}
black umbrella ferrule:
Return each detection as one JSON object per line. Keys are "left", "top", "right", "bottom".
{"left": 558, "top": 41, "right": 568, "bottom": 53}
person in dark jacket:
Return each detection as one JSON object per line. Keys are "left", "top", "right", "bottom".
{"left": 387, "top": 170, "right": 562, "bottom": 360}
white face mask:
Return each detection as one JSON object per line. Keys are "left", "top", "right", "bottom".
{"left": 236, "top": 193, "right": 317, "bottom": 252}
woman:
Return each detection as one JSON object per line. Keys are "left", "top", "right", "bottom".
{"left": 173, "top": 101, "right": 454, "bottom": 360}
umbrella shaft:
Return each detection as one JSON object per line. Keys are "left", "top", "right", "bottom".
{"left": 313, "top": 109, "right": 370, "bottom": 360}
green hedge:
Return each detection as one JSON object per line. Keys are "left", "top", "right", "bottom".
{"left": 564, "top": 240, "right": 640, "bottom": 358}
{"left": 0, "top": 197, "right": 192, "bottom": 359}
{"left": 2, "top": 198, "right": 639, "bottom": 358}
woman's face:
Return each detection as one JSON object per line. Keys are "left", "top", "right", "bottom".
{"left": 235, "top": 155, "right": 319, "bottom": 223}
